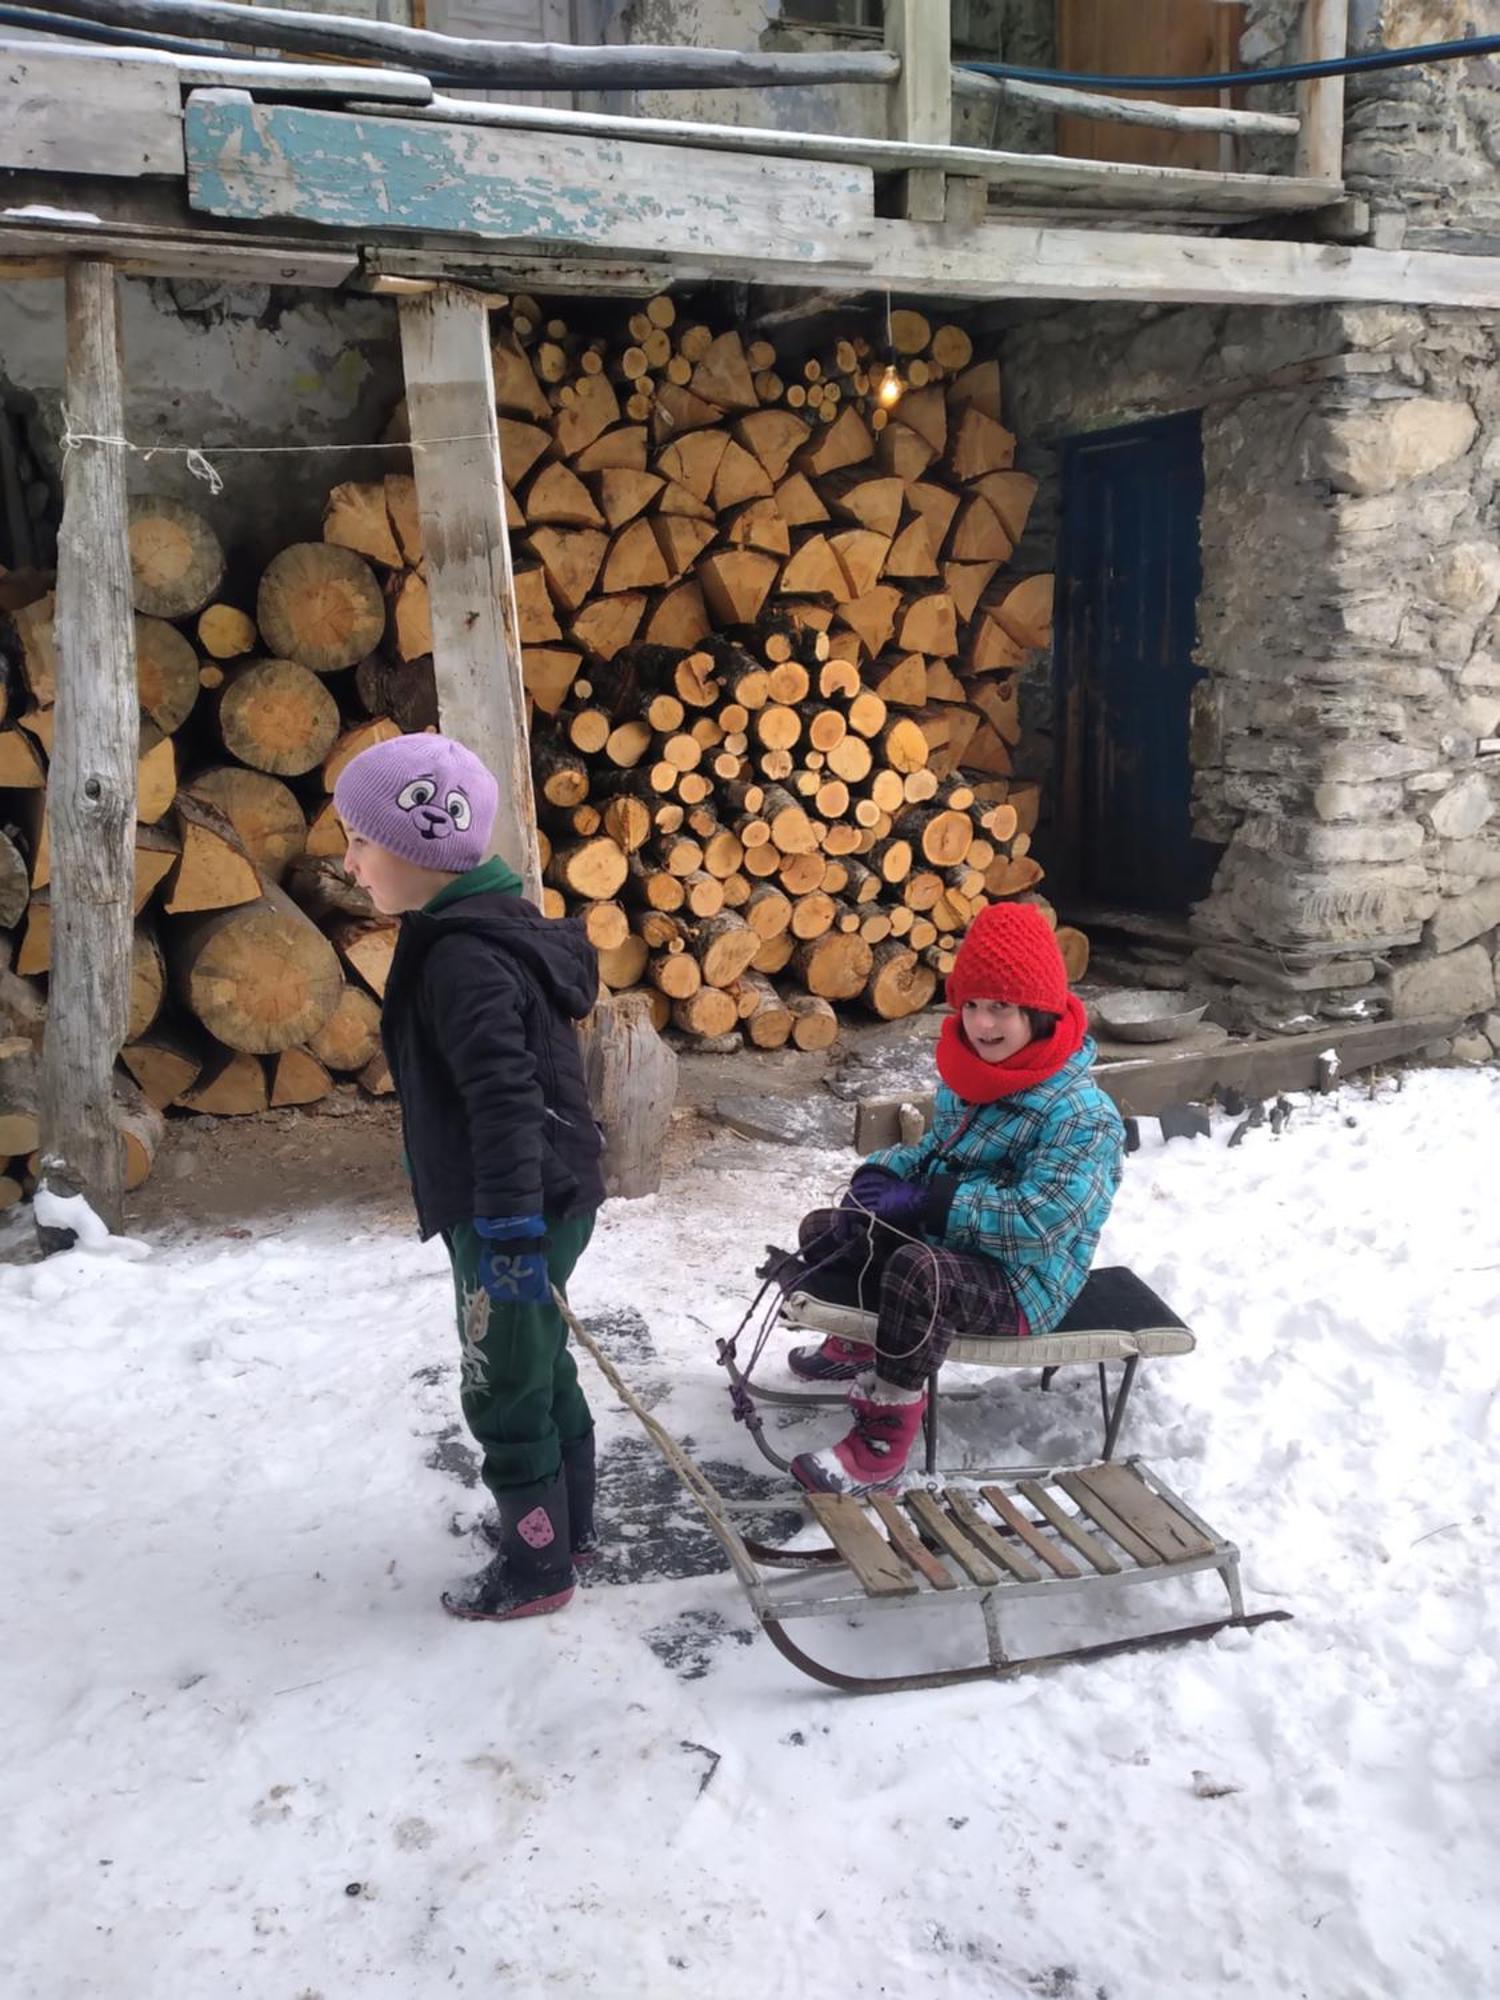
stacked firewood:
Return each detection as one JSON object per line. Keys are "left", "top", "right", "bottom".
{"left": 0, "top": 293, "right": 1081, "bottom": 1188}
{"left": 379, "top": 294, "right": 1080, "bottom": 1046}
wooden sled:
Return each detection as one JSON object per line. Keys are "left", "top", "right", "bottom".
{"left": 560, "top": 1294, "right": 1288, "bottom": 1695}
{"left": 721, "top": 1263, "right": 1197, "bottom": 1474}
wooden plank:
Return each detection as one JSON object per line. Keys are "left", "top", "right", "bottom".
{"left": 0, "top": 220, "right": 356, "bottom": 288}
{"left": 885, "top": 0, "right": 951, "bottom": 223}
{"left": 1053, "top": 0, "right": 1247, "bottom": 174}
{"left": 1056, "top": 1472, "right": 1162, "bottom": 1569}
{"left": 37, "top": 262, "right": 138, "bottom": 1241}
{"left": 806, "top": 1494, "right": 920, "bottom": 1598}
{"left": 313, "top": 87, "right": 1330, "bottom": 220}
{"left": 1016, "top": 1479, "right": 1121, "bottom": 1576}
{"left": 945, "top": 1488, "right": 1041, "bottom": 1583}
{"left": 2, "top": 45, "right": 183, "bottom": 179}
{"left": 1072, "top": 1464, "right": 1216, "bottom": 1564}
{"left": 979, "top": 1485, "right": 1083, "bottom": 1580}
{"left": 869, "top": 1491, "right": 957, "bottom": 1591}
{"left": 184, "top": 93, "right": 874, "bottom": 266}
{"left": 904, "top": 1489, "right": 1000, "bottom": 1587}
{"left": 1296, "top": 0, "right": 1350, "bottom": 184}
{"left": 398, "top": 287, "right": 541, "bottom": 902}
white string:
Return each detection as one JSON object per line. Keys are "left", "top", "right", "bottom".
{"left": 57, "top": 415, "right": 501, "bottom": 496}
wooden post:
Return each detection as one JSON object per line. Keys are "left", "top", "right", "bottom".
{"left": 36, "top": 260, "right": 138, "bottom": 1245}
{"left": 1295, "top": 0, "right": 1349, "bottom": 184}
{"left": 398, "top": 286, "right": 542, "bottom": 901}
{"left": 885, "top": 0, "right": 951, "bottom": 223}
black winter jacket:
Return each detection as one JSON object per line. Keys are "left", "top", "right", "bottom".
{"left": 380, "top": 875, "right": 605, "bottom": 1240}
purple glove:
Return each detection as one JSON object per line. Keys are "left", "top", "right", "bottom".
{"left": 847, "top": 1163, "right": 902, "bottom": 1211}
{"left": 849, "top": 1168, "right": 929, "bottom": 1234}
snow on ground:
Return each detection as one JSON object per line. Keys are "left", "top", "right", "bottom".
{"left": 2, "top": 1067, "right": 1498, "bottom": 2000}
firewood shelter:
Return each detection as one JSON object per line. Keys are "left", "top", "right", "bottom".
{"left": 4, "top": 0, "right": 1500, "bottom": 1234}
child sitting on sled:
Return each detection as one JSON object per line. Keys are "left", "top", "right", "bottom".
{"left": 781, "top": 902, "right": 1125, "bottom": 1494}
{"left": 335, "top": 733, "right": 606, "bottom": 1624}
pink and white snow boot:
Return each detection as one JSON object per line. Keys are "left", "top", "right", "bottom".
{"left": 787, "top": 1333, "right": 876, "bottom": 1383}
{"left": 791, "top": 1379, "right": 927, "bottom": 1494}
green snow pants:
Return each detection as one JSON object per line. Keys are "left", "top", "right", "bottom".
{"left": 443, "top": 1210, "right": 596, "bottom": 1497}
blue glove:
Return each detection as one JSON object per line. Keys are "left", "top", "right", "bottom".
{"left": 474, "top": 1214, "right": 551, "bottom": 1306}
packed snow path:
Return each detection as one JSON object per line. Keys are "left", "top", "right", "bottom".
{"left": 2, "top": 1068, "right": 1497, "bottom": 1999}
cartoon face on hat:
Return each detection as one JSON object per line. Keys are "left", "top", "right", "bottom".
{"left": 333, "top": 732, "right": 499, "bottom": 874}
{"left": 394, "top": 769, "right": 477, "bottom": 847}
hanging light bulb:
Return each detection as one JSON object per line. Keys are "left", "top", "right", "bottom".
{"left": 877, "top": 361, "right": 905, "bottom": 408}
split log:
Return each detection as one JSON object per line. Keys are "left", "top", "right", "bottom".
{"left": 177, "top": 1049, "right": 268, "bottom": 1116}
{"left": 136, "top": 724, "right": 178, "bottom": 826}
{"left": 733, "top": 971, "right": 793, "bottom": 1048}
{"left": 121, "top": 1027, "right": 203, "bottom": 1111}
{"left": 546, "top": 838, "right": 629, "bottom": 902}
{"left": 354, "top": 653, "right": 439, "bottom": 734}
{"left": 326, "top": 916, "right": 398, "bottom": 999}
{"left": 165, "top": 791, "right": 261, "bottom": 916}
{"left": 171, "top": 880, "right": 344, "bottom": 1054}
{"left": 0, "top": 1035, "right": 39, "bottom": 1156}
{"left": 115, "top": 1074, "right": 165, "bottom": 1192}
{"left": 0, "top": 828, "right": 28, "bottom": 930}
{"left": 307, "top": 982, "right": 383, "bottom": 1072}
{"left": 323, "top": 478, "right": 403, "bottom": 568}
{"left": 269, "top": 1046, "right": 335, "bottom": 1107}
{"left": 128, "top": 496, "right": 225, "bottom": 618}
{"left": 692, "top": 911, "right": 761, "bottom": 989}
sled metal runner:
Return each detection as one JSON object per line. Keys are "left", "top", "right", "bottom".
{"left": 561, "top": 1292, "right": 1286, "bottom": 1694}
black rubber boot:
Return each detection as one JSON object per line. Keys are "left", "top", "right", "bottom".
{"left": 478, "top": 1432, "right": 601, "bottom": 1565}
{"left": 443, "top": 1471, "right": 575, "bottom": 1622}
{"left": 561, "top": 1430, "right": 600, "bottom": 1562}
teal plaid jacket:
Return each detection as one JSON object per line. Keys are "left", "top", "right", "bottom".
{"left": 867, "top": 1040, "right": 1125, "bottom": 1334}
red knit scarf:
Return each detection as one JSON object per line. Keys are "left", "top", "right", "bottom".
{"left": 935, "top": 992, "right": 1089, "bottom": 1104}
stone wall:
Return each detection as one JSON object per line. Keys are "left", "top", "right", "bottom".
{"left": 999, "top": 298, "right": 1500, "bottom": 1048}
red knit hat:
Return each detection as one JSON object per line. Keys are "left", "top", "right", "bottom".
{"left": 946, "top": 903, "right": 1070, "bottom": 1014}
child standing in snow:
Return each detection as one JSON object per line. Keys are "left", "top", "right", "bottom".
{"left": 335, "top": 734, "right": 605, "bottom": 1623}
{"left": 781, "top": 902, "right": 1124, "bottom": 1494}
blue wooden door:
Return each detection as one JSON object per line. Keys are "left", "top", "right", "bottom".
{"left": 1054, "top": 412, "right": 1220, "bottom": 912}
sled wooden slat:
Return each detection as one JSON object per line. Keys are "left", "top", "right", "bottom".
{"left": 870, "top": 1491, "right": 957, "bottom": 1591}
{"left": 904, "top": 1490, "right": 1000, "bottom": 1586}
{"left": 1057, "top": 1472, "right": 1163, "bottom": 1569}
{"left": 1073, "top": 1463, "right": 1216, "bottom": 1563}
{"left": 946, "top": 1488, "right": 1041, "bottom": 1583}
{"left": 806, "top": 1493, "right": 919, "bottom": 1596}
{"left": 1016, "top": 1479, "right": 1121, "bottom": 1575}
{"left": 980, "top": 1485, "right": 1082, "bottom": 1579}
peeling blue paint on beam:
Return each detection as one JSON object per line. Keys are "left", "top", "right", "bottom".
{"left": 184, "top": 95, "right": 875, "bottom": 265}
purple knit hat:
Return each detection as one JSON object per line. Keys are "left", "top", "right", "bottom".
{"left": 333, "top": 732, "right": 498, "bottom": 871}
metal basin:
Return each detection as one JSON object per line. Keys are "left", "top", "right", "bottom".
{"left": 1095, "top": 991, "right": 1208, "bottom": 1044}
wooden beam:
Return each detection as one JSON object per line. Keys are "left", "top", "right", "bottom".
{"left": 0, "top": 219, "right": 357, "bottom": 287}
{"left": 33, "top": 0, "right": 901, "bottom": 88}
{"left": 954, "top": 67, "right": 1301, "bottom": 140}
{"left": 885, "top": 0, "right": 951, "bottom": 223}
{"left": 1296, "top": 0, "right": 1350, "bottom": 184}
{"left": 37, "top": 260, "right": 138, "bottom": 1243}
{"left": 2, "top": 42, "right": 183, "bottom": 178}
{"left": 0, "top": 34, "right": 435, "bottom": 101}
{"left": 184, "top": 92, "right": 874, "bottom": 266}
{"left": 398, "top": 286, "right": 541, "bottom": 903}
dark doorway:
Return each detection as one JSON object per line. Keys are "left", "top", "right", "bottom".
{"left": 1053, "top": 410, "right": 1221, "bottom": 914}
